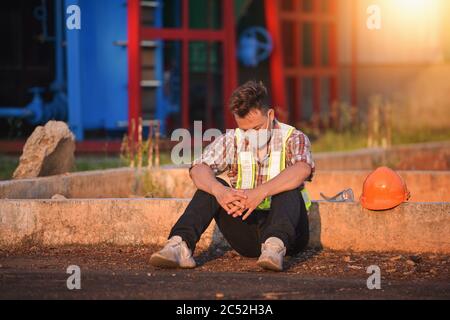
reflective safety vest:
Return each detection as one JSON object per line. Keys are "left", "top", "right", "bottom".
{"left": 235, "top": 123, "right": 312, "bottom": 211}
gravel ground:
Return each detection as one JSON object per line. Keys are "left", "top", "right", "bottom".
{"left": 0, "top": 245, "right": 449, "bottom": 299}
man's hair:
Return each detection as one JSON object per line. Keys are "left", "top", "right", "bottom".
{"left": 229, "top": 81, "right": 269, "bottom": 117}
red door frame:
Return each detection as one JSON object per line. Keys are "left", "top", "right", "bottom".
{"left": 266, "top": 0, "right": 339, "bottom": 126}
{"left": 351, "top": 0, "right": 358, "bottom": 108}
{"left": 264, "top": 0, "right": 288, "bottom": 122}
{"left": 128, "top": 0, "right": 141, "bottom": 140}
{"left": 128, "top": 0, "right": 238, "bottom": 138}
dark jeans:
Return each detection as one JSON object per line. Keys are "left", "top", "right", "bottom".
{"left": 169, "top": 178, "right": 309, "bottom": 258}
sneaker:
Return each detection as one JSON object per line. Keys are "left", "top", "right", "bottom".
{"left": 149, "top": 236, "right": 196, "bottom": 269}
{"left": 257, "top": 237, "right": 286, "bottom": 272}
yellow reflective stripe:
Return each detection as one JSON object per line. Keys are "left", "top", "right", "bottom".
{"left": 236, "top": 129, "right": 242, "bottom": 189}
{"left": 251, "top": 161, "right": 256, "bottom": 189}
{"left": 267, "top": 151, "right": 274, "bottom": 180}
{"left": 284, "top": 127, "right": 295, "bottom": 144}
{"left": 235, "top": 124, "right": 311, "bottom": 211}
{"left": 239, "top": 152, "right": 254, "bottom": 189}
{"left": 281, "top": 127, "right": 294, "bottom": 171}
{"left": 301, "top": 188, "right": 312, "bottom": 211}
{"left": 258, "top": 152, "right": 273, "bottom": 210}
{"left": 280, "top": 126, "right": 312, "bottom": 211}
{"left": 235, "top": 128, "right": 241, "bottom": 144}
{"left": 236, "top": 129, "right": 255, "bottom": 190}
{"left": 258, "top": 126, "right": 295, "bottom": 210}
{"left": 236, "top": 154, "right": 256, "bottom": 190}
{"left": 236, "top": 162, "right": 242, "bottom": 189}
{"left": 257, "top": 198, "right": 271, "bottom": 210}
{"left": 267, "top": 152, "right": 273, "bottom": 179}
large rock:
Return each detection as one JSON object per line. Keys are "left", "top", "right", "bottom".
{"left": 13, "top": 121, "right": 75, "bottom": 179}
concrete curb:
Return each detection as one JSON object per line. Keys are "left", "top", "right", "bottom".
{"left": 1, "top": 168, "right": 449, "bottom": 202}
{"left": 314, "top": 141, "right": 450, "bottom": 170}
{"left": 1, "top": 199, "right": 449, "bottom": 253}
{"left": 310, "top": 170, "right": 450, "bottom": 202}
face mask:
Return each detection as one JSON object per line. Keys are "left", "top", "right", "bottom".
{"left": 256, "top": 114, "right": 272, "bottom": 149}
{"left": 241, "top": 112, "right": 272, "bottom": 150}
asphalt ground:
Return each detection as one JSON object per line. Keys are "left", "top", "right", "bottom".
{"left": 0, "top": 245, "right": 449, "bottom": 300}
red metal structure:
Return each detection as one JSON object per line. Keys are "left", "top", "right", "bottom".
{"left": 351, "top": 0, "right": 358, "bottom": 108}
{"left": 266, "top": 0, "right": 339, "bottom": 126}
{"left": 264, "top": 0, "right": 288, "bottom": 122}
{"left": 128, "top": 0, "right": 142, "bottom": 140}
{"left": 128, "top": 0, "right": 238, "bottom": 138}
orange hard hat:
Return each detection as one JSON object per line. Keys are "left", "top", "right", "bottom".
{"left": 360, "top": 167, "right": 410, "bottom": 211}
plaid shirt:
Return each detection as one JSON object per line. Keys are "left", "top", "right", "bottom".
{"left": 191, "top": 119, "right": 315, "bottom": 188}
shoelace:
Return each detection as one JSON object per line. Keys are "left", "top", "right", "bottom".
{"left": 166, "top": 239, "right": 192, "bottom": 259}
{"left": 263, "top": 242, "right": 284, "bottom": 254}
{"left": 166, "top": 239, "right": 182, "bottom": 248}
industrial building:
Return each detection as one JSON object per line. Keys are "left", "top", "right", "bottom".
{"left": 1, "top": 0, "right": 449, "bottom": 147}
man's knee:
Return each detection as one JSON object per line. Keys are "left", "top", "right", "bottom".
{"left": 271, "top": 188, "right": 302, "bottom": 205}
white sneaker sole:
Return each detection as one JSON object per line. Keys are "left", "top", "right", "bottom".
{"left": 149, "top": 253, "right": 196, "bottom": 269}
{"left": 149, "top": 253, "right": 180, "bottom": 269}
{"left": 257, "top": 258, "right": 283, "bottom": 272}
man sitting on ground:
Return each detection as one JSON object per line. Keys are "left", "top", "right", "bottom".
{"left": 150, "top": 81, "right": 315, "bottom": 271}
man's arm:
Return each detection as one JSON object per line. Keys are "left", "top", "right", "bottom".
{"left": 258, "top": 129, "right": 314, "bottom": 198}
{"left": 236, "top": 161, "right": 311, "bottom": 219}
{"left": 189, "top": 163, "right": 226, "bottom": 196}
{"left": 259, "top": 161, "right": 311, "bottom": 197}
{"left": 190, "top": 164, "right": 247, "bottom": 214}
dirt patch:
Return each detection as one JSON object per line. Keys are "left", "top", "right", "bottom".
{"left": 1, "top": 245, "right": 449, "bottom": 299}
{"left": 1, "top": 245, "right": 448, "bottom": 281}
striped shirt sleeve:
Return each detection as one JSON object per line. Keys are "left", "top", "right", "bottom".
{"left": 190, "top": 130, "right": 234, "bottom": 176}
{"left": 286, "top": 130, "right": 315, "bottom": 181}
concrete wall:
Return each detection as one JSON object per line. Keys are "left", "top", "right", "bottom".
{"left": 0, "top": 168, "right": 139, "bottom": 200}
{"left": 313, "top": 141, "right": 450, "bottom": 171}
{"left": 1, "top": 167, "right": 449, "bottom": 202}
{"left": 1, "top": 141, "right": 449, "bottom": 201}
{"left": 0, "top": 167, "right": 194, "bottom": 200}
{"left": 1, "top": 199, "right": 449, "bottom": 253}
{"left": 310, "top": 170, "right": 450, "bottom": 202}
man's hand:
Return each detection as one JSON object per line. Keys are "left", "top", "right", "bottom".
{"left": 236, "top": 187, "right": 268, "bottom": 220}
{"left": 236, "top": 161, "right": 312, "bottom": 219}
{"left": 190, "top": 164, "right": 247, "bottom": 214}
{"left": 211, "top": 183, "right": 247, "bottom": 214}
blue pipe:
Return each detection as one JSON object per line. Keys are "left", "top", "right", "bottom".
{"left": 34, "top": 0, "right": 55, "bottom": 42}
{"left": 0, "top": 88, "right": 44, "bottom": 123}
{"left": 65, "top": 0, "right": 83, "bottom": 140}
{"left": 52, "top": 0, "right": 65, "bottom": 91}
{"left": 0, "top": 108, "right": 33, "bottom": 118}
